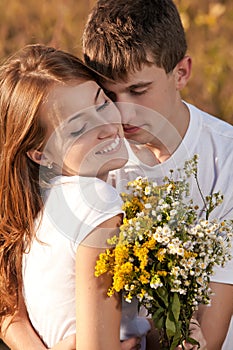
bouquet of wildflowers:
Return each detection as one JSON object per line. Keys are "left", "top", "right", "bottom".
{"left": 95, "top": 156, "right": 233, "bottom": 349}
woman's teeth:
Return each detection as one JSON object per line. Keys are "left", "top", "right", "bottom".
{"left": 97, "top": 136, "right": 120, "bottom": 154}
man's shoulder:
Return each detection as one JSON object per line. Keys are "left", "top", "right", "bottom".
{"left": 188, "top": 102, "right": 233, "bottom": 139}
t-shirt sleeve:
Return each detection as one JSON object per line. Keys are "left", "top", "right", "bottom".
{"left": 44, "top": 176, "right": 123, "bottom": 249}
{"left": 210, "top": 198, "right": 233, "bottom": 285}
{"left": 211, "top": 240, "right": 233, "bottom": 284}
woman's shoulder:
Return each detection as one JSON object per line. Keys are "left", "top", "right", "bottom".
{"left": 47, "top": 175, "right": 123, "bottom": 221}
{"left": 44, "top": 175, "right": 123, "bottom": 246}
{"left": 51, "top": 175, "right": 120, "bottom": 202}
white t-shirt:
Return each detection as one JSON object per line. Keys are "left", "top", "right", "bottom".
{"left": 22, "top": 176, "right": 150, "bottom": 348}
{"left": 109, "top": 102, "right": 233, "bottom": 349}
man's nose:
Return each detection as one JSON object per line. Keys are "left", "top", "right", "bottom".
{"left": 115, "top": 101, "right": 137, "bottom": 125}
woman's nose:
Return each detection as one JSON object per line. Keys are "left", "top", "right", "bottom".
{"left": 97, "top": 122, "right": 120, "bottom": 139}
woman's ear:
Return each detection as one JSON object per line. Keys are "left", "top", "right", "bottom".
{"left": 26, "top": 150, "right": 47, "bottom": 166}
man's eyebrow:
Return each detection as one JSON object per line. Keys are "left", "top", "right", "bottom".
{"left": 68, "top": 87, "right": 102, "bottom": 123}
{"left": 128, "top": 82, "right": 152, "bottom": 89}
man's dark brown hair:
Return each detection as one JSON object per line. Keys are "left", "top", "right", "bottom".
{"left": 83, "top": 0, "right": 187, "bottom": 81}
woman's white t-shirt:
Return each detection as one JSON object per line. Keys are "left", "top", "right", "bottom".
{"left": 22, "top": 176, "right": 150, "bottom": 348}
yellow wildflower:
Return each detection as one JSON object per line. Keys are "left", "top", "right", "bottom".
{"left": 143, "top": 237, "right": 156, "bottom": 249}
{"left": 95, "top": 249, "right": 113, "bottom": 277}
{"left": 157, "top": 270, "right": 168, "bottom": 277}
{"left": 184, "top": 250, "right": 198, "bottom": 259}
{"left": 133, "top": 245, "right": 148, "bottom": 269}
{"left": 157, "top": 248, "right": 167, "bottom": 262}
{"left": 138, "top": 289, "right": 147, "bottom": 300}
{"left": 139, "top": 273, "right": 150, "bottom": 284}
{"left": 114, "top": 245, "right": 129, "bottom": 265}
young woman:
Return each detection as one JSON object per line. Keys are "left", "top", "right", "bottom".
{"left": 0, "top": 44, "right": 148, "bottom": 350}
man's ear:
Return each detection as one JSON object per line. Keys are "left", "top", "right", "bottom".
{"left": 26, "top": 150, "right": 48, "bottom": 166}
{"left": 174, "top": 55, "right": 192, "bottom": 90}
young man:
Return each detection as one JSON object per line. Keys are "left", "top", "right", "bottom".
{"left": 82, "top": 1, "right": 233, "bottom": 349}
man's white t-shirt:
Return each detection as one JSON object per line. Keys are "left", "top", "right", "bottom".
{"left": 22, "top": 176, "right": 150, "bottom": 348}
{"left": 109, "top": 102, "right": 233, "bottom": 349}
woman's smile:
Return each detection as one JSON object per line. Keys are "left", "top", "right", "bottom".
{"left": 96, "top": 135, "right": 121, "bottom": 155}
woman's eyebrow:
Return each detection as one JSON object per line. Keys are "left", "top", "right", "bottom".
{"left": 68, "top": 87, "right": 102, "bottom": 123}
{"left": 68, "top": 112, "right": 85, "bottom": 123}
{"left": 95, "top": 87, "right": 101, "bottom": 103}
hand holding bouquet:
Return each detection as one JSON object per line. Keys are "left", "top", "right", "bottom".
{"left": 95, "top": 156, "right": 233, "bottom": 349}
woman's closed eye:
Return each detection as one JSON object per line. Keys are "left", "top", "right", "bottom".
{"left": 69, "top": 99, "right": 110, "bottom": 137}
{"left": 70, "top": 123, "right": 87, "bottom": 137}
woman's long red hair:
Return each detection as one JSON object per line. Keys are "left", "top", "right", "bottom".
{"left": 0, "top": 44, "right": 95, "bottom": 326}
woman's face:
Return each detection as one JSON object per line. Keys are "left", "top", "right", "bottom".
{"left": 39, "top": 80, "right": 128, "bottom": 180}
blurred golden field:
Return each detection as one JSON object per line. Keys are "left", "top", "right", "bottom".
{"left": 0, "top": 0, "right": 233, "bottom": 123}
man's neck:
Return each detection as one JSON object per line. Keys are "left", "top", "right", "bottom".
{"left": 149, "top": 101, "right": 190, "bottom": 163}
{"left": 130, "top": 143, "right": 160, "bottom": 166}
{"left": 129, "top": 101, "right": 190, "bottom": 165}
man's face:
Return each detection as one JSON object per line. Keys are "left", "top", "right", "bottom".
{"left": 101, "top": 63, "right": 188, "bottom": 149}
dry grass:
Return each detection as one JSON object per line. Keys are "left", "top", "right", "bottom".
{"left": 0, "top": 0, "right": 233, "bottom": 122}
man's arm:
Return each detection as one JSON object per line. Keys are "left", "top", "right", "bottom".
{"left": 1, "top": 294, "right": 76, "bottom": 350}
{"left": 1, "top": 315, "right": 76, "bottom": 350}
{"left": 197, "top": 281, "right": 233, "bottom": 350}
{"left": 1, "top": 292, "right": 45, "bottom": 350}
{"left": 1, "top": 279, "right": 139, "bottom": 350}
